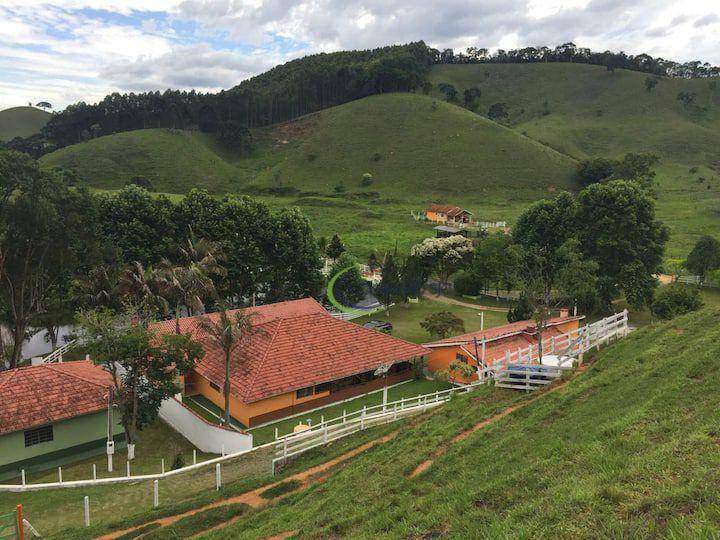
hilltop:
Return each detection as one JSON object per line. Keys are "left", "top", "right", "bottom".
{"left": 201, "top": 307, "right": 720, "bottom": 537}
{"left": 0, "top": 106, "right": 51, "bottom": 141}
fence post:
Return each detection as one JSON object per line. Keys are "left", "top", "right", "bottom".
{"left": 215, "top": 463, "right": 221, "bottom": 490}
{"left": 361, "top": 406, "right": 366, "bottom": 430}
{"left": 126, "top": 461, "right": 130, "bottom": 478}
{"left": 343, "top": 409, "right": 347, "bottom": 423}
{"left": 161, "top": 458, "right": 165, "bottom": 475}
{"left": 275, "top": 427, "right": 279, "bottom": 440}
{"left": 16, "top": 504, "right": 23, "bottom": 540}
{"left": 435, "top": 390, "right": 439, "bottom": 403}
{"left": 58, "top": 467, "right": 62, "bottom": 484}
{"left": 193, "top": 449, "right": 197, "bottom": 465}
{"left": 92, "top": 464, "right": 96, "bottom": 481}
{"left": 153, "top": 480, "right": 159, "bottom": 507}
{"left": 21, "top": 469, "right": 25, "bottom": 487}
{"left": 323, "top": 424, "right": 328, "bottom": 443}
{"left": 221, "top": 445, "right": 225, "bottom": 457}
{"left": 400, "top": 398, "right": 404, "bottom": 411}
{"left": 283, "top": 438, "right": 288, "bottom": 462}
{"left": 84, "top": 496, "right": 90, "bottom": 527}
{"left": 394, "top": 404, "right": 398, "bottom": 420}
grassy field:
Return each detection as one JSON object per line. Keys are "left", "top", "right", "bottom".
{"left": 198, "top": 306, "right": 720, "bottom": 538}
{"left": 0, "top": 106, "right": 50, "bottom": 141}
{"left": 354, "top": 298, "right": 509, "bottom": 344}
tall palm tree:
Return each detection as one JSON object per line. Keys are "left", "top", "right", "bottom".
{"left": 162, "top": 231, "right": 227, "bottom": 333}
{"left": 118, "top": 261, "right": 169, "bottom": 326}
{"left": 197, "top": 307, "right": 261, "bottom": 425}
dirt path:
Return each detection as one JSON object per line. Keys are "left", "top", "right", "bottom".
{"left": 101, "top": 434, "right": 397, "bottom": 540}
{"left": 409, "top": 364, "right": 589, "bottom": 478}
{"left": 423, "top": 291, "right": 509, "bottom": 312}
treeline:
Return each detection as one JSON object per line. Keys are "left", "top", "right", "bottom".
{"left": 8, "top": 42, "right": 433, "bottom": 157}
{"left": 432, "top": 42, "right": 720, "bottom": 79}
{"left": 0, "top": 150, "right": 324, "bottom": 368}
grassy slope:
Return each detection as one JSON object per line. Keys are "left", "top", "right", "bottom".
{"left": 0, "top": 106, "right": 51, "bottom": 141}
{"left": 206, "top": 307, "right": 720, "bottom": 538}
{"left": 430, "top": 63, "right": 720, "bottom": 259}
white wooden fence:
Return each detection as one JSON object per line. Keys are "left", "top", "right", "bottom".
{"left": 271, "top": 385, "right": 472, "bottom": 474}
{"left": 38, "top": 339, "right": 78, "bottom": 364}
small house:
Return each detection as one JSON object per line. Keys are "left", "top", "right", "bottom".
{"left": 0, "top": 361, "right": 124, "bottom": 480}
{"left": 151, "top": 298, "right": 428, "bottom": 427}
{"left": 424, "top": 315, "right": 584, "bottom": 383}
{"left": 425, "top": 204, "right": 473, "bottom": 225}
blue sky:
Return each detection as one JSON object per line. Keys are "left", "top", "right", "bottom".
{"left": 1, "top": 0, "right": 719, "bottom": 111}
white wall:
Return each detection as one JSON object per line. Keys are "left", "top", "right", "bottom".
{"left": 159, "top": 398, "right": 252, "bottom": 454}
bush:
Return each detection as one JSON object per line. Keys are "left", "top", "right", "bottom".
{"left": 651, "top": 285, "right": 703, "bottom": 320}
{"left": 360, "top": 173, "right": 374, "bottom": 187}
{"left": 126, "top": 175, "right": 154, "bottom": 191}
{"left": 453, "top": 271, "right": 481, "bottom": 296}
{"left": 171, "top": 452, "right": 185, "bottom": 470}
{"left": 507, "top": 294, "right": 534, "bottom": 323}
{"left": 371, "top": 152, "right": 382, "bottom": 162}
{"left": 334, "top": 183, "right": 346, "bottom": 193}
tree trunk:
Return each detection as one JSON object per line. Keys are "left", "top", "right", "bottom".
{"left": 224, "top": 351, "right": 231, "bottom": 424}
{"left": 10, "top": 321, "right": 26, "bottom": 369}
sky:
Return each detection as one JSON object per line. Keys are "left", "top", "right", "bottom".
{"left": 1, "top": 0, "right": 719, "bottom": 111}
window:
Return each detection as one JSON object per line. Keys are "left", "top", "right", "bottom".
{"left": 296, "top": 387, "right": 313, "bottom": 399}
{"left": 455, "top": 353, "right": 469, "bottom": 364}
{"left": 209, "top": 382, "right": 220, "bottom": 392}
{"left": 24, "top": 425, "right": 53, "bottom": 447}
{"left": 314, "top": 382, "right": 331, "bottom": 393}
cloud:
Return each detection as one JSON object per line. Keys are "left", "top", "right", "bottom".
{"left": 1, "top": 0, "right": 720, "bottom": 111}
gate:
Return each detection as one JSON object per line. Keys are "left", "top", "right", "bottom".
{"left": 0, "top": 505, "right": 22, "bottom": 540}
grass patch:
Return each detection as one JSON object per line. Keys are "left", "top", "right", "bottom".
{"left": 259, "top": 480, "right": 302, "bottom": 500}
{"left": 143, "top": 503, "right": 249, "bottom": 539}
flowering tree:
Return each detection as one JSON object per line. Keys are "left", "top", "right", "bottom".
{"left": 410, "top": 235, "right": 474, "bottom": 288}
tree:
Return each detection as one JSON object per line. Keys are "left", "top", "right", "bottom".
{"left": 326, "top": 234, "right": 346, "bottom": 260}
{"left": 376, "top": 253, "right": 401, "bottom": 311}
{"left": 487, "top": 102, "right": 508, "bottom": 122}
{"left": 612, "top": 153, "right": 659, "bottom": 189}
{"left": 684, "top": 235, "right": 720, "bottom": 279}
{"left": 507, "top": 293, "right": 534, "bottom": 323}
{"left": 576, "top": 158, "right": 614, "bottom": 186}
{"left": 437, "top": 83, "right": 458, "bottom": 102}
{"left": 0, "top": 151, "right": 104, "bottom": 368}
{"left": 651, "top": 285, "right": 703, "bottom": 319}
{"left": 218, "top": 120, "right": 254, "bottom": 155}
{"left": 453, "top": 271, "right": 481, "bottom": 296}
{"left": 420, "top": 311, "right": 465, "bottom": 339}
{"left": 197, "top": 307, "right": 261, "bottom": 424}
{"left": 677, "top": 91, "right": 696, "bottom": 106}
{"left": 77, "top": 308, "right": 204, "bottom": 451}
{"left": 328, "top": 253, "right": 366, "bottom": 307}
{"left": 472, "top": 233, "right": 513, "bottom": 296}
{"left": 118, "top": 262, "right": 169, "bottom": 325}
{"left": 576, "top": 181, "right": 668, "bottom": 309}
{"left": 410, "top": 235, "right": 474, "bottom": 288}
{"left": 644, "top": 77, "right": 659, "bottom": 92}
{"left": 463, "top": 87, "right": 481, "bottom": 109}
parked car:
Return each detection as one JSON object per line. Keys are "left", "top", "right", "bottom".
{"left": 362, "top": 320, "right": 393, "bottom": 334}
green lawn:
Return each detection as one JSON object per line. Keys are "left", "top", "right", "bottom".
{"left": 354, "top": 298, "right": 509, "bottom": 344}
{"left": 248, "top": 378, "right": 452, "bottom": 445}
{"left": 204, "top": 307, "right": 720, "bottom": 538}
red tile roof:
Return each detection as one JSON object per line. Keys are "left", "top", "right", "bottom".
{"left": 0, "top": 361, "right": 113, "bottom": 436}
{"left": 424, "top": 316, "right": 584, "bottom": 347}
{"left": 150, "top": 298, "right": 429, "bottom": 403}
{"left": 426, "top": 204, "right": 472, "bottom": 217}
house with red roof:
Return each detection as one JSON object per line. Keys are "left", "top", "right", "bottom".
{"left": 425, "top": 204, "right": 473, "bottom": 225}
{"left": 424, "top": 314, "right": 585, "bottom": 383}
{"left": 150, "top": 298, "right": 429, "bottom": 427}
{"left": 0, "top": 361, "right": 124, "bottom": 480}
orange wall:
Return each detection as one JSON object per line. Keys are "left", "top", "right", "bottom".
{"left": 193, "top": 372, "right": 330, "bottom": 427}
{"left": 426, "top": 211, "right": 446, "bottom": 222}
{"left": 427, "top": 345, "right": 479, "bottom": 383}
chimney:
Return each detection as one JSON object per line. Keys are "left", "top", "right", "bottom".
{"left": 559, "top": 308, "right": 570, "bottom": 318}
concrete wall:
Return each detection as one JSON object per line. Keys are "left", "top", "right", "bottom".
{"left": 158, "top": 397, "right": 253, "bottom": 454}
{"left": 0, "top": 411, "right": 124, "bottom": 475}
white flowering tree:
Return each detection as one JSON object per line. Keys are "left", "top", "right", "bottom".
{"left": 410, "top": 235, "right": 474, "bottom": 289}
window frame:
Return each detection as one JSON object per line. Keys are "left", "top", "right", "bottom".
{"left": 24, "top": 424, "right": 54, "bottom": 447}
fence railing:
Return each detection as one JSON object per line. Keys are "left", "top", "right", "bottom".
{"left": 40, "top": 339, "right": 78, "bottom": 364}
{"left": 479, "top": 311, "right": 629, "bottom": 379}
{"left": 271, "top": 385, "right": 472, "bottom": 473}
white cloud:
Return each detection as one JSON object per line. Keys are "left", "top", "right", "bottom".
{"left": 1, "top": 0, "right": 719, "bottom": 111}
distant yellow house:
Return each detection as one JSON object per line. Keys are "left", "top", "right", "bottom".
{"left": 425, "top": 204, "right": 472, "bottom": 225}
{"left": 151, "top": 299, "right": 428, "bottom": 427}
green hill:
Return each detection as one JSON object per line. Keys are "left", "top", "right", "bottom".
{"left": 0, "top": 106, "right": 51, "bottom": 141}
{"left": 201, "top": 308, "right": 720, "bottom": 538}
{"left": 41, "top": 93, "right": 577, "bottom": 198}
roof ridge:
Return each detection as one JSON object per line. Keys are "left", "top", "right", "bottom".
{"left": 45, "top": 361, "right": 111, "bottom": 390}
{"left": 238, "top": 318, "right": 283, "bottom": 402}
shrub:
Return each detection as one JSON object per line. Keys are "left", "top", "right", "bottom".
{"left": 171, "top": 452, "right": 185, "bottom": 470}
{"left": 333, "top": 183, "right": 346, "bottom": 193}
{"left": 360, "top": 173, "right": 374, "bottom": 187}
{"left": 453, "top": 271, "right": 481, "bottom": 296}
{"left": 307, "top": 153, "right": 317, "bottom": 161}
{"left": 689, "top": 166, "right": 699, "bottom": 174}
{"left": 651, "top": 285, "right": 703, "bottom": 320}
{"left": 507, "top": 294, "right": 534, "bottom": 323}
{"left": 371, "top": 152, "right": 382, "bottom": 162}
{"left": 126, "top": 175, "right": 154, "bottom": 191}
{"left": 259, "top": 479, "right": 302, "bottom": 499}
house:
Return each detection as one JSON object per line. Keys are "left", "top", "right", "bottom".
{"left": 150, "top": 298, "right": 429, "bottom": 427}
{"left": 424, "top": 314, "right": 584, "bottom": 383}
{"left": 0, "top": 361, "right": 124, "bottom": 480}
{"left": 425, "top": 204, "right": 473, "bottom": 225}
